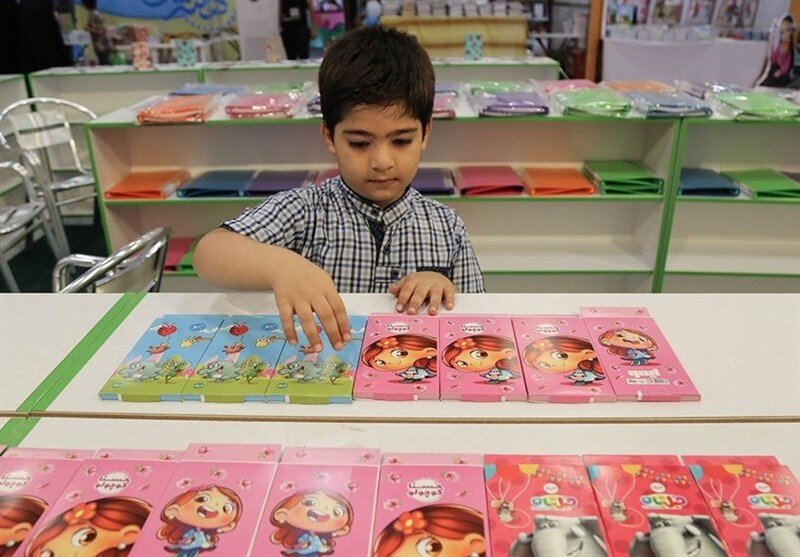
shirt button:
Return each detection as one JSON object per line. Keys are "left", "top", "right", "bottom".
{"left": 390, "top": 269, "right": 400, "bottom": 279}
{"left": 383, "top": 246, "right": 390, "bottom": 255}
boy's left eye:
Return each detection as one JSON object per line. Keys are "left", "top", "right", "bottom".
{"left": 348, "top": 142, "right": 369, "bottom": 149}
{"left": 393, "top": 138, "right": 413, "bottom": 146}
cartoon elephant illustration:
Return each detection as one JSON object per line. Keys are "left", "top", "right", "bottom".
{"left": 509, "top": 515, "right": 608, "bottom": 557}
{"left": 630, "top": 514, "right": 726, "bottom": 557}
{"left": 748, "top": 514, "right": 800, "bottom": 557}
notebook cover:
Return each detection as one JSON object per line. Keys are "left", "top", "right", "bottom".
{"left": 587, "top": 463, "right": 725, "bottom": 557}
{"left": 552, "top": 89, "right": 632, "bottom": 116}
{"left": 439, "top": 315, "right": 528, "bottom": 401}
{"left": 539, "top": 79, "right": 597, "bottom": 95}
{"left": 372, "top": 453, "right": 490, "bottom": 557}
{"left": 136, "top": 94, "right": 217, "bottom": 124}
{"left": 605, "top": 80, "right": 674, "bottom": 93}
{"left": 433, "top": 93, "right": 457, "bottom": 119}
{"left": 245, "top": 170, "right": 310, "bottom": 196}
{"left": 265, "top": 315, "right": 368, "bottom": 404}
{"left": 164, "top": 238, "right": 196, "bottom": 271}
{"left": 628, "top": 91, "right": 713, "bottom": 118}
{"left": 681, "top": 455, "right": 781, "bottom": 468}
{"left": 105, "top": 170, "right": 191, "bottom": 200}
{"left": 687, "top": 463, "right": 799, "bottom": 557}
{"left": 224, "top": 92, "right": 299, "bottom": 119}
{"left": 19, "top": 456, "right": 179, "bottom": 557}
{"left": 181, "top": 316, "right": 287, "bottom": 403}
{"left": 722, "top": 169, "right": 800, "bottom": 198}
{"left": 354, "top": 314, "right": 439, "bottom": 401}
{"left": 476, "top": 91, "right": 550, "bottom": 116}
{"left": 484, "top": 455, "right": 610, "bottom": 556}
{"left": 93, "top": 449, "right": 184, "bottom": 461}
{"left": 98, "top": 315, "right": 225, "bottom": 402}
{"left": 513, "top": 315, "right": 616, "bottom": 402}
{"left": 131, "top": 445, "right": 280, "bottom": 557}
{"left": 454, "top": 166, "right": 525, "bottom": 196}
{"left": 582, "top": 455, "right": 682, "bottom": 467}
{"left": 580, "top": 307, "right": 700, "bottom": 402}
{"left": 679, "top": 168, "right": 741, "bottom": 197}
{"left": 251, "top": 447, "right": 381, "bottom": 557}
{"left": 1, "top": 448, "right": 96, "bottom": 460}
{"left": 583, "top": 161, "right": 664, "bottom": 195}
{"left": 412, "top": 167, "right": 455, "bottom": 195}
{"left": 522, "top": 167, "right": 596, "bottom": 196}
{"left": 716, "top": 92, "right": 800, "bottom": 120}
{"left": 177, "top": 170, "right": 255, "bottom": 198}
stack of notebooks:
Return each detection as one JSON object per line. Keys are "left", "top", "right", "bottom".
{"left": 99, "top": 307, "right": 700, "bottom": 404}
{"left": 582, "top": 160, "right": 664, "bottom": 195}
{"left": 715, "top": 91, "right": 800, "bottom": 120}
{"left": 224, "top": 91, "right": 301, "bottom": 119}
{"left": 679, "top": 168, "right": 741, "bottom": 197}
{"left": 104, "top": 169, "right": 190, "bottom": 199}
{"left": 411, "top": 167, "right": 455, "bottom": 195}
{"left": 136, "top": 94, "right": 218, "bottom": 124}
{"left": 454, "top": 165, "right": 525, "bottom": 196}
{"left": 550, "top": 87, "right": 631, "bottom": 116}
{"left": 608, "top": 81, "right": 712, "bottom": 118}
{"left": 522, "top": 167, "right": 596, "bottom": 196}
{"left": 4, "top": 445, "right": 794, "bottom": 557}
{"left": 722, "top": 168, "right": 800, "bottom": 199}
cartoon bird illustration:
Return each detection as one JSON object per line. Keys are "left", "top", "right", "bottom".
{"left": 180, "top": 336, "right": 211, "bottom": 348}
{"left": 254, "top": 335, "right": 280, "bottom": 348}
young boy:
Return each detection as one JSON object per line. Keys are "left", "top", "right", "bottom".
{"left": 194, "top": 27, "right": 484, "bottom": 352}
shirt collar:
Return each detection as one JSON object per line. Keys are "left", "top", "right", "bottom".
{"left": 337, "top": 176, "right": 416, "bottom": 227}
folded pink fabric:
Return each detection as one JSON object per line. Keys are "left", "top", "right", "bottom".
{"left": 454, "top": 165, "right": 525, "bottom": 196}
{"left": 164, "top": 237, "right": 196, "bottom": 270}
{"left": 225, "top": 92, "right": 298, "bottom": 119}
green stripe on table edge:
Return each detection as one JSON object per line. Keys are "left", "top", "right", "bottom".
{"left": 0, "top": 418, "right": 41, "bottom": 447}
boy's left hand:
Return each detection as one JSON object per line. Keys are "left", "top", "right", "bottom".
{"left": 389, "top": 272, "right": 456, "bottom": 315}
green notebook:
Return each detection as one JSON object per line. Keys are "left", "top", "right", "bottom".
{"left": 716, "top": 92, "right": 800, "bottom": 120}
{"left": 583, "top": 160, "right": 664, "bottom": 195}
{"left": 468, "top": 80, "right": 528, "bottom": 96}
{"left": 722, "top": 169, "right": 800, "bottom": 198}
{"left": 552, "top": 89, "right": 632, "bottom": 116}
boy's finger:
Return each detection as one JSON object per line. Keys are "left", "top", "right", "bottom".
{"left": 427, "top": 285, "right": 444, "bottom": 315}
{"left": 444, "top": 285, "right": 456, "bottom": 311}
{"left": 406, "top": 284, "right": 429, "bottom": 315}
{"left": 315, "top": 299, "right": 344, "bottom": 351}
{"left": 297, "top": 305, "right": 322, "bottom": 351}
{"left": 395, "top": 280, "right": 416, "bottom": 312}
{"left": 326, "top": 293, "right": 352, "bottom": 343}
{"left": 388, "top": 278, "right": 403, "bottom": 295}
{"left": 277, "top": 300, "right": 298, "bottom": 345}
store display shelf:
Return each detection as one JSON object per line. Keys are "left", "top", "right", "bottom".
{"left": 666, "top": 242, "right": 800, "bottom": 276}
{"left": 677, "top": 196, "right": 800, "bottom": 205}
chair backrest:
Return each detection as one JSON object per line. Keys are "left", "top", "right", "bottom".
{"left": 57, "top": 227, "right": 171, "bottom": 293}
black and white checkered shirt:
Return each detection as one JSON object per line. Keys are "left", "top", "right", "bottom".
{"left": 222, "top": 176, "right": 486, "bottom": 293}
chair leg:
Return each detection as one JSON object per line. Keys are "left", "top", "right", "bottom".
{"left": 39, "top": 215, "right": 68, "bottom": 261}
{"left": 0, "top": 253, "right": 20, "bottom": 292}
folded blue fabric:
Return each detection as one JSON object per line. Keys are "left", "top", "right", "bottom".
{"left": 628, "top": 91, "right": 712, "bottom": 118}
{"left": 679, "top": 168, "right": 740, "bottom": 197}
{"left": 170, "top": 83, "right": 247, "bottom": 96}
{"left": 177, "top": 170, "right": 255, "bottom": 197}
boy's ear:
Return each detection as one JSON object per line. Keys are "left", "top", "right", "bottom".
{"left": 421, "top": 121, "right": 432, "bottom": 150}
{"left": 322, "top": 124, "right": 336, "bottom": 154}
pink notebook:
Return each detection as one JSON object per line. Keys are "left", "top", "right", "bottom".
{"left": 354, "top": 314, "right": 439, "bottom": 401}
{"left": 372, "top": 453, "right": 490, "bottom": 557}
{"left": 454, "top": 166, "right": 525, "bottom": 196}
{"left": 583, "top": 455, "right": 682, "bottom": 467}
{"left": 252, "top": 447, "right": 381, "bottom": 557}
{"left": 681, "top": 455, "right": 781, "bottom": 468}
{"left": 580, "top": 307, "right": 700, "bottom": 402}
{"left": 19, "top": 452, "right": 179, "bottom": 557}
{"left": 485, "top": 455, "right": 610, "bottom": 556}
{"left": 131, "top": 443, "right": 281, "bottom": 557}
{"left": 439, "top": 315, "right": 527, "bottom": 401}
{"left": 94, "top": 448, "right": 184, "bottom": 461}
{"left": 1, "top": 448, "right": 95, "bottom": 460}
{"left": 0, "top": 451, "right": 90, "bottom": 556}
{"left": 513, "top": 315, "right": 616, "bottom": 403}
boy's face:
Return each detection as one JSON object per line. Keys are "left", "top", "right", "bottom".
{"left": 323, "top": 103, "right": 431, "bottom": 209}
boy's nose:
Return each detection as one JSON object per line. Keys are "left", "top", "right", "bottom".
{"left": 370, "top": 145, "right": 394, "bottom": 172}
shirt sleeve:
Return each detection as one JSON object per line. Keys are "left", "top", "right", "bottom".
{"left": 450, "top": 216, "right": 486, "bottom": 293}
{"left": 220, "top": 190, "right": 308, "bottom": 251}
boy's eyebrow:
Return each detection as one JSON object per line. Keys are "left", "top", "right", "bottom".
{"left": 342, "top": 128, "right": 419, "bottom": 137}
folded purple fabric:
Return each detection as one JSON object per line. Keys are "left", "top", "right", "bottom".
{"left": 412, "top": 168, "right": 455, "bottom": 195}
{"left": 245, "top": 170, "right": 310, "bottom": 196}
{"left": 476, "top": 92, "right": 549, "bottom": 116}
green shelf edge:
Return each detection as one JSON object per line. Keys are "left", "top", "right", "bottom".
{"left": 665, "top": 270, "right": 800, "bottom": 278}
{"left": 677, "top": 196, "right": 800, "bottom": 205}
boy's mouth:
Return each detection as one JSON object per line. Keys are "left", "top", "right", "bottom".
{"left": 368, "top": 178, "right": 397, "bottom": 185}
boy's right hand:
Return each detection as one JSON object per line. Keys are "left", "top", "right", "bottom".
{"left": 271, "top": 258, "right": 351, "bottom": 352}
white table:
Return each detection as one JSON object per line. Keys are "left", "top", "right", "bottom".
{"left": 0, "top": 294, "right": 122, "bottom": 415}
{"left": 15, "top": 418, "right": 800, "bottom": 474}
{"left": 602, "top": 38, "right": 768, "bottom": 86}
{"left": 36, "top": 293, "right": 800, "bottom": 423}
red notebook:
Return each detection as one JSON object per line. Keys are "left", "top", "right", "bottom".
{"left": 105, "top": 169, "right": 191, "bottom": 199}
{"left": 454, "top": 165, "right": 525, "bottom": 196}
{"left": 164, "top": 237, "right": 196, "bottom": 270}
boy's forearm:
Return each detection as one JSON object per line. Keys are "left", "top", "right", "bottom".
{"left": 193, "top": 228, "right": 302, "bottom": 291}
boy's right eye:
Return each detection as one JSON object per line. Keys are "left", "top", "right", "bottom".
{"left": 348, "top": 142, "right": 369, "bottom": 149}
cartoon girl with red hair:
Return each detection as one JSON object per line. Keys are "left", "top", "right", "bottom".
{"left": 157, "top": 485, "right": 242, "bottom": 557}
{"left": 24, "top": 497, "right": 151, "bottom": 557}
{"left": 0, "top": 495, "right": 47, "bottom": 556}
{"left": 441, "top": 335, "right": 520, "bottom": 384}
{"left": 522, "top": 336, "right": 605, "bottom": 385}
{"left": 361, "top": 335, "right": 437, "bottom": 383}
{"left": 373, "top": 504, "right": 486, "bottom": 557}
{"left": 269, "top": 490, "right": 353, "bottom": 556}
{"left": 598, "top": 329, "right": 657, "bottom": 366}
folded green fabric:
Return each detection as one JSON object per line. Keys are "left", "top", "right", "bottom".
{"left": 583, "top": 160, "right": 664, "bottom": 195}
{"left": 467, "top": 80, "right": 528, "bottom": 96}
{"left": 552, "top": 89, "right": 631, "bottom": 116}
{"left": 716, "top": 92, "right": 800, "bottom": 120}
{"left": 177, "top": 238, "right": 200, "bottom": 270}
{"left": 722, "top": 169, "right": 800, "bottom": 198}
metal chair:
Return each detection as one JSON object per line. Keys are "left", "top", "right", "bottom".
{"left": 0, "top": 161, "right": 69, "bottom": 292}
{"left": 53, "top": 227, "right": 171, "bottom": 293}
{"left": 0, "top": 98, "right": 98, "bottom": 242}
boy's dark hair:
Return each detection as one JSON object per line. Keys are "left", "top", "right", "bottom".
{"left": 318, "top": 26, "right": 435, "bottom": 135}
{"left": 82, "top": 0, "right": 98, "bottom": 10}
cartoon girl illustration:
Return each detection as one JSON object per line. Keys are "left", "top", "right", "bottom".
{"left": 373, "top": 504, "right": 486, "bottom": 557}
{"left": 24, "top": 497, "right": 151, "bottom": 557}
{"left": 361, "top": 335, "right": 437, "bottom": 383}
{"left": 158, "top": 485, "right": 242, "bottom": 557}
{"left": 442, "top": 335, "right": 520, "bottom": 384}
{"left": 598, "top": 329, "right": 657, "bottom": 366}
{"left": 0, "top": 495, "right": 47, "bottom": 556}
{"left": 522, "top": 336, "right": 605, "bottom": 386}
{"left": 269, "top": 490, "right": 353, "bottom": 556}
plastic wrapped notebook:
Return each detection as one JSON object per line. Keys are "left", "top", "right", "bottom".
{"left": 679, "top": 168, "right": 741, "bottom": 197}
{"left": 467, "top": 80, "right": 530, "bottom": 96}
{"left": 170, "top": 82, "right": 246, "bottom": 96}
{"left": 522, "top": 167, "right": 596, "bottom": 196}
{"left": 473, "top": 91, "right": 549, "bottom": 116}
{"left": 715, "top": 91, "right": 800, "bottom": 120}
{"left": 627, "top": 90, "right": 713, "bottom": 117}
{"left": 604, "top": 79, "right": 673, "bottom": 93}
{"left": 454, "top": 165, "right": 525, "bottom": 196}
{"left": 722, "top": 168, "right": 800, "bottom": 198}
{"left": 675, "top": 79, "right": 742, "bottom": 99}
{"left": 412, "top": 167, "right": 455, "bottom": 195}
{"left": 245, "top": 169, "right": 310, "bottom": 195}
{"left": 433, "top": 92, "right": 457, "bottom": 119}
{"left": 583, "top": 160, "right": 664, "bottom": 194}
{"left": 225, "top": 91, "right": 300, "bottom": 119}
{"left": 136, "top": 94, "right": 218, "bottom": 124}
{"left": 435, "top": 80, "right": 460, "bottom": 95}
{"left": 551, "top": 88, "right": 631, "bottom": 116}
{"left": 104, "top": 169, "right": 190, "bottom": 199}
{"left": 538, "top": 79, "right": 597, "bottom": 95}
{"left": 177, "top": 169, "right": 255, "bottom": 197}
